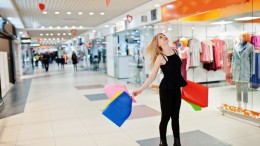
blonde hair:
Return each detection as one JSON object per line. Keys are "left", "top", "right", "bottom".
{"left": 144, "top": 33, "right": 164, "bottom": 68}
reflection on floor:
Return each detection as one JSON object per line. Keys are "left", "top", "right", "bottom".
{"left": 0, "top": 64, "right": 260, "bottom": 146}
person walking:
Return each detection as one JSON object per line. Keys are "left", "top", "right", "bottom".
{"left": 60, "top": 55, "right": 65, "bottom": 69}
{"left": 43, "top": 53, "right": 50, "bottom": 72}
{"left": 71, "top": 51, "right": 78, "bottom": 71}
{"left": 132, "top": 33, "right": 187, "bottom": 146}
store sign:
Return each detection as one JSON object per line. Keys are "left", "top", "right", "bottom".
{"left": 21, "top": 38, "right": 32, "bottom": 44}
{"left": 115, "top": 21, "right": 126, "bottom": 32}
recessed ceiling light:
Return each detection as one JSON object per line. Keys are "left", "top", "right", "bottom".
{"left": 89, "top": 12, "right": 94, "bottom": 15}
{"left": 49, "top": 26, "right": 52, "bottom": 28}
{"left": 40, "top": 34, "right": 43, "bottom": 36}
{"left": 67, "top": 12, "right": 72, "bottom": 15}
{"left": 123, "top": 17, "right": 127, "bottom": 20}
{"left": 55, "top": 11, "right": 60, "bottom": 14}
{"left": 43, "top": 11, "right": 47, "bottom": 14}
{"left": 64, "top": 26, "right": 68, "bottom": 28}
{"left": 46, "top": 33, "right": 49, "bottom": 36}
{"left": 53, "top": 38, "right": 55, "bottom": 40}
{"left": 50, "top": 33, "right": 53, "bottom": 36}
{"left": 211, "top": 21, "right": 233, "bottom": 25}
{"left": 57, "top": 26, "right": 60, "bottom": 29}
{"left": 22, "top": 35, "right": 25, "bottom": 37}
{"left": 44, "top": 38, "right": 47, "bottom": 40}
{"left": 72, "top": 26, "right": 76, "bottom": 29}
{"left": 57, "top": 33, "right": 60, "bottom": 36}
{"left": 41, "top": 26, "right": 44, "bottom": 29}
{"left": 7, "top": 17, "right": 13, "bottom": 20}
{"left": 78, "top": 12, "right": 83, "bottom": 15}
{"left": 61, "top": 38, "right": 64, "bottom": 40}
{"left": 168, "top": 27, "right": 172, "bottom": 31}
{"left": 92, "top": 30, "right": 96, "bottom": 32}
{"left": 234, "top": 17, "right": 260, "bottom": 21}
{"left": 79, "top": 26, "right": 83, "bottom": 28}
{"left": 48, "top": 38, "right": 51, "bottom": 40}
{"left": 166, "top": 4, "right": 174, "bottom": 9}
{"left": 57, "top": 38, "right": 60, "bottom": 40}
{"left": 154, "top": 25, "right": 158, "bottom": 28}
{"left": 105, "top": 25, "right": 109, "bottom": 27}
{"left": 68, "top": 33, "right": 72, "bottom": 35}
{"left": 100, "top": 12, "right": 105, "bottom": 15}
{"left": 19, "top": 31, "right": 23, "bottom": 34}
{"left": 154, "top": 4, "right": 160, "bottom": 8}
{"left": 63, "top": 33, "right": 66, "bottom": 35}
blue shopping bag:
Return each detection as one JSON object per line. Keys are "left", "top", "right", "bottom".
{"left": 102, "top": 91, "right": 132, "bottom": 127}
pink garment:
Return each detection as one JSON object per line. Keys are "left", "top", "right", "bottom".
{"left": 211, "top": 39, "right": 226, "bottom": 69}
{"left": 200, "top": 41, "right": 213, "bottom": 63}
{"left": 251, "top": 35, "right": 260, "bottom": 49}
{"left": 178, "top": 47, "right": 190, "bottom": 69}
{"left": 181, "top": 58, "right": 187, "bottom": 79}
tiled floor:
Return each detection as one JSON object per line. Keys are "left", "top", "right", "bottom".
{"left": 0, "top": 64, "right": 260, "bottom": 146}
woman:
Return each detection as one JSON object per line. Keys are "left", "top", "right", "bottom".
{"left": 132, "top": 33, "right": 187, "bottom": 146}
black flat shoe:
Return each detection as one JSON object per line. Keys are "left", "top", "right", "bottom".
{"left": 159, "top": 139, "right": 168, "bottom": 146}
{"left": 173, "top": 138, "right": 181, "bottom": 146}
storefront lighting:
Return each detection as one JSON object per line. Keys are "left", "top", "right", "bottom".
{"left": 154, "top": 4, "right": 160, "bottom": 8}
{"left": 211, "top": 21, "right": 233, "bottom": 25}
{"left": 92, "top": 30, "right": 96, "bottom": 32}
{"left": 22, "top": 35, "right": 26, "bottom": 37}
{"left": 49, "top": 26, "right": 52, "bottom": 29}
{"left": 50, "top": 33, "right": 53, "bottom": 36}
{"left": 41, "top": 26, "right": 44, "bottom": 29}
{"left": 57, "top": 33, "right": 60, "bottom": 36}
{"left": 67, "top": 12, "right": 72, "bottom": 15}
{"left": 234, "top": 17, "right": 260, "bottom": 21}
{"left": 168, "top": 28, "right": 172, "bottom": 31}
{"left": 166, "top": 4, "right": 174, "bottom": 9}
{"left": 44, "top": 38, "right": 47, "bottom": 40}
{"left": 46, "top": 33, "right": 49, "bottom": 36}
{"left": 64, "top": 26, "right": 68, "bottom": 28}
{"left": 89, "top": 12, "right": 94, "bottom": 15}
{"left": 40, "top": 34, "right": 43, "bottom": 36}
{"left": 123, "top": 17, "right": 127, "bottom": 20}
{"left": 68, "top": 33, "right": 72, "bottom": 35}
{"left": 78, "top": 12, "right": 83, "bottom": 15}
{"left": 72, "top": 26, "right": 76, "bottom": 29}
{"left": 61, "top": 38, "right": 64, "bottom": 40}
{"left": 143, "top": 26, "right": 147, "bottom": 28}
{"left": 57, "top": 26, "right": 60, "bottom": 29}
{"left": 63, "top": 33, "right": 66, "bottom": 35}
{"left": 100, "top": 12, "right": 105, "bottom": 15}
{"left": 55, "top": 11, "right": 60, "bottom": 15}
{"left": 48, "top": 38, "right": 51, "bottom": 40}
{"left": 105, "top": 25, "right": 109, "bottom": 27}
{"left": 43, "top": 11, "right": 47, "bottom": 14}
{"left": 19, "top": 31, "right": 23, "bottom": 34}
{"left": 79, "top": 26, "right": 83, "bottom": 28}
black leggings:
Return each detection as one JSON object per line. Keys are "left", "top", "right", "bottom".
{"left": 159, "top": 88, "right": 181, "bottom": 140}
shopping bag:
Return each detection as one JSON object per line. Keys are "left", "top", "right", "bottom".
{"left": 185, "top": 100, "right": 202, "bottom": 111}
{"left": 103, "top": 84, "right": 136, "bottom": 103}
{"left": 181, "top": 80, "right": 208, "bottom": 108}
{"left": 102, "top": 91, "right": 132, "bottom": 127}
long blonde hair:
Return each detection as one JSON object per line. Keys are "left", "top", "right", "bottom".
{"left": 144, "top": 33, "right": 164, "bottom": 68}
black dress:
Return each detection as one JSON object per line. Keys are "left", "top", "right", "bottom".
{"left": 159, "top": 50, "right": 187, "bottom": 140}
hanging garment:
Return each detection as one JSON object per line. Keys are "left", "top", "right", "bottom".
{"left": 203, "top": 47, "right": 217, "bottom": 71}
{"left": 250, "top": 52, "right": 260, "bottom": 89}
{"left": 211, "top": 39, "right": 226, "bottom": 69}
{"left": 232, "top": 43, "right": 255, "bottom": 82}
{"left": 225, "top": 51, "right": 235, "bottom": 85}
{"left": 200, "top": 41, "right": 213, "bottom": 63}
{"left": 251, "top": 35, "right": 260, "bottom": 49}
{"left": 188, "top": 38, "right": 202, "bottom": 67}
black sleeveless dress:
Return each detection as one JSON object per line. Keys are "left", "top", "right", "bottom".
{"left": 159, "top": 52, "right": 187, "bottom": 90}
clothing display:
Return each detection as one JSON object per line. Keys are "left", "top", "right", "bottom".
{"left": 203, "top": 47, "right": 217, "bottom": 71}
{"left": 188, "top": 38, "right": 202, "bottom": 67}
{"left": 178, "top": 46, "right": 190, "bottom": 79}
{"left": 200, "top": 41, "right": 213, "bottom": 63}
{"left": 250, "top": 51, "right": 260, "bottom": 89}
{"left": 211, "top": 39, "right": 226, "bottom": 69}
{"left": 236, "top": 82, "right": 248, "bottom": 104}
{"left": 225, "top": 51, "right": 235, "bottom": 85}
{"left": 232, "top": 42, "right": 255, "bottom": 82}
{"left": 251, "top": 35, "right": 260, "bottom": 49}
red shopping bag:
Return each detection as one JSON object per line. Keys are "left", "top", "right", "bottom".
{"left": 181, "top": 80, "right": 208, "bottom": 108}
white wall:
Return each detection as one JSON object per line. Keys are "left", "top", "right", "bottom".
{"left": 106, "top": 35, "right": 118, "bottom": 77}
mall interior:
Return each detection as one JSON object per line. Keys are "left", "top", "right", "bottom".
{"left": 0, "top": 0, "right": 260, "bottom": 145}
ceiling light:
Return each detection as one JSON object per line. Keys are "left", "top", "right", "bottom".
{"left": 72, "top": 26, "right": 76, "bottom": 29}
{"left": 55, "top": 11, "right": 60, "bottom": 14}
{"left": 89, "top": 12, "right": 94, "bottom": 15}
{"left": 57, "top": 26, "right": 60, "bottom": 29}
{"left": 166, "top": 4, "right": 174, "bottom": 9}
{"left": 19, "top": 31, "right": 23, "bottom": 34}
{"left": 160, "top": 26, "right": 164, "bottom": 28}
{"left": 100, "top": 12, "right": 105, "bottom": 15}
{"left": 92, "top": 30, "right": 96, "bottom": 32}
{"left": 61, "top": 38, "right": 64, "bottom": 40}
{"left": 53, "top": 38, "right": 55, "bottom": 40}
{"left": 64, "top": 26, "right": 68, "bottom": 28}
{"left": 46, "top": 33, "right": 49, "bottom": 36}
{"left": 49, "top": 26, "right": 52, "bottom": 28}
{"left": 41, "top": 26, "right": 44, "bottom": 29}
{"left": 68, "top": 33, "right": 71, "bottom": 35}
{"left": 234, "top": 17, "right": 260, "bottom": 21}
{"left": 22, "top": 35, "right": 25, "bottom": 37}
{"left": 7, "top": 17, "right": 13, "bottom": 20}
{"left": 50, "top": 33, "right": 53, "bottom": 36}
{"left": 57, "top": 38, "right": 60, "bottom": 40}
{"left": 79, "top": 26, "right": 83, "bottom": 28}
{"left": 48, "top": 38, "right": 51, "bottom": 40}
{"left": 105, "top": 25, "right": 109, "bottom": 27}
{"left": 168, "top": 28, "right": 172, "bottom": 31}
{"left": 154, "top": 4, "right": 160, "bottom": 8}
{"left": 57, "top": 33, "right": 60, "bottom": 36}
{"left": 44, "top": 38, "right": 46, "bottom": 40}
{"left": 63, "top": 33, "right": 66, "bottom": 35}
{"left": 43, "top": 11, "right": 47, "bottom": 14}
{"left": 67, "top": 12, "right": 72, "bottom": 15}
{"left": 78, "top": 12, "right": 83, "bottom": 15}
{"left": 143, "top": 26, "right": 147, "bottom": 28}
{"left": 40, "top": 34, "right": 43, "bottom": 36}
{"left": 211, "top": 21, "right": 233, "bottom": 25}
{"left": 154, "top": 25, "right": 158, "bottom": 28}
{"left": 123, "top": 17, "right": 127, "bottom": 20}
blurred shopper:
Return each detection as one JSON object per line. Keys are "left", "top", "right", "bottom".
{"left": 43, "top": 53, "right": 50, "bottom": 72}
{"left": 71, "top": 51, "right": 78, "bottom": 71}
{"left": 60, "top": 55, "right": 65, "bottom": 69}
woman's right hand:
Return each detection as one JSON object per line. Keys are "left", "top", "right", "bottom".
{"left": 132, "top": 89, "right": 142, "bottom": 97}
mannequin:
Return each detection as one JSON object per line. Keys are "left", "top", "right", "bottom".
{"left": 178, "top": 38, "right": 190, "bottom": 79}
{"left": 232, "top": 32, "right": 255, "bottom": 110}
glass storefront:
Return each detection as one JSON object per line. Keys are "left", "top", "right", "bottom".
{"left": 158, "top": 0, "right": 260, "bottom": 124}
